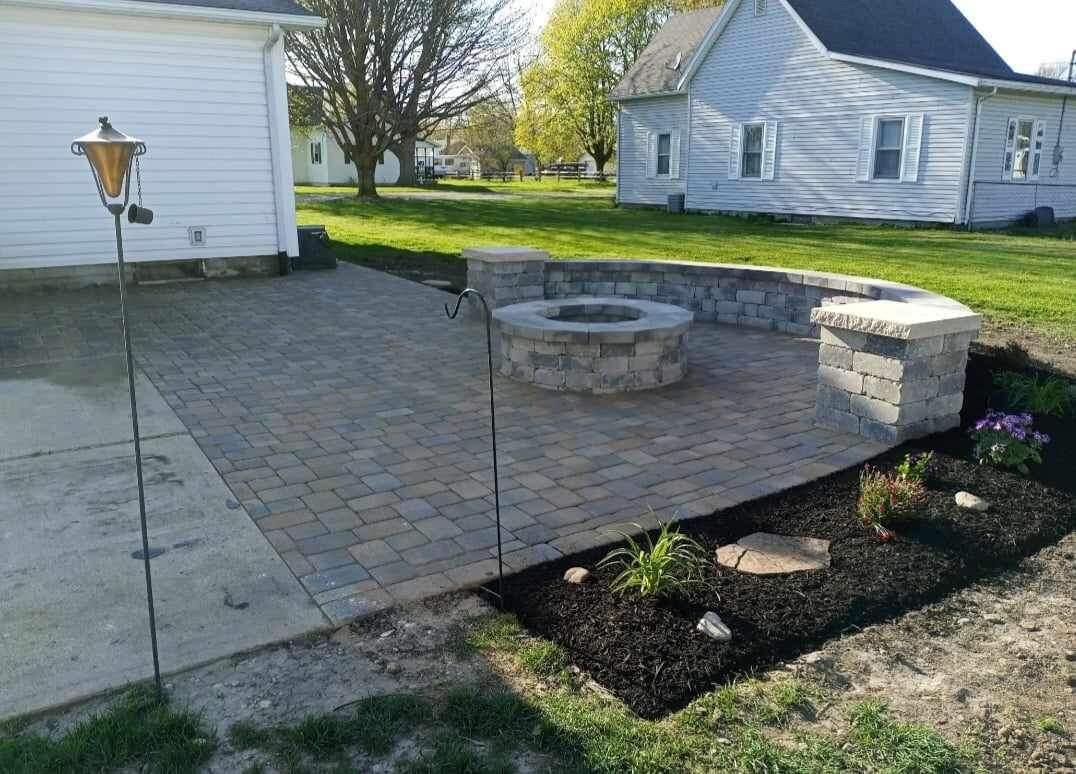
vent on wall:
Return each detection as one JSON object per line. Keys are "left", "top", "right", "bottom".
{"left": 755, "top": 0, "right": 766, "bottom": 15}
{"left": 188, "top": 226, "right": 207, "bottom": 247}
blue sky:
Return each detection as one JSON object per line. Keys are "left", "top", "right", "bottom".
{"left": 525, "top": 0, "right": 1075, "bottom": 76}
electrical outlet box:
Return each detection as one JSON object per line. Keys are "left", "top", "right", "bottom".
{"left": 188, "top": 226, "right": 207, "bottom": 247}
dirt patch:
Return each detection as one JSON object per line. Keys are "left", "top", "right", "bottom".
{"left": 976, "top": 321, "right": 1076, "bottom": 377}
{"left": 782, "top": 531, "right": 1076, "bottom": 772}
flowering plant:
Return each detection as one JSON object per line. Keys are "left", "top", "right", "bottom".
{"left": 857, "top": 466, "right": 926, "bottom": 541}
{"left": 895, "top": 451, "right": 934, "bottom": 485}
{"left": 970, "top": 411, "right": 1050, "bottom": 474}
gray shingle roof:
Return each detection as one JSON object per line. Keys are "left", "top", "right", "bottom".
{"left": 609, "top": 7, "right": 722, "bottom": 100}
{"left": 613, "top": 0, "right": 1075, "bottom": 101}
{"left": 130, "top": 0, "right": 315, "bottom": 16}
{"left": 785, "top": 0, "right": 1011, "bottom": 79}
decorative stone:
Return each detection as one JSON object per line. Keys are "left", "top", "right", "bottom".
{"left": 696, "top": 611, "right": 732, "bottom": 642}
{"left": 955, "top": 491, "right": 990, "bottom": 512}
{"left": 563, "top": 567, "right": 590, "bottom": 584}
{"left": 715, "top": 532, "right": 831, "bottom": 575}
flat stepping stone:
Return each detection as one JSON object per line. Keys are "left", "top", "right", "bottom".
{"left": 715, "top": 532, "right": 830, "bottom": 575}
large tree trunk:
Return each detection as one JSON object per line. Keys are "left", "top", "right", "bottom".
{"left": 355, "top": 155, "right": 379, "bottom": 198}
{"left": 592, "top": 148, "right": 612, "bottom": 181}
{"left": 394, "top": 138, "right": 417, "bottom": 186}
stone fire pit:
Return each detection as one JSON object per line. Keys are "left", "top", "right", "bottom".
{"left": 493, "top": 297, "right": 691, "bottom": 394}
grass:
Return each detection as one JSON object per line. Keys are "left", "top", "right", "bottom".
{"left": 1036, "top": 716, "right": 1065, "bottom": 734}
{"left": 0, "top": 685, "right": 216, "bottom": 774}
{"left": 296, "top": 189, "right": 1076, "bottom": 340}
{"left": 9, "top": 618, "right": 980, "bottom": 772}
{"left": 296, "top": 177, "right": 614, "bottom": 198}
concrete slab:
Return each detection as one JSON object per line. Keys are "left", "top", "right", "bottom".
{"left": 1, "top": 355, "right": 185, "bottom": 460}
{"left": 0, "top": 432, "right": 327, "bottom": 720}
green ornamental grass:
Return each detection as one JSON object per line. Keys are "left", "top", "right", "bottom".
{"left": 598, "top": 521, "right": 709, "bottom": 598}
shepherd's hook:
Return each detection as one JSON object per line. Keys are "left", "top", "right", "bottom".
{"left": 444, "top": 289, "right": 504, "bottom": 608}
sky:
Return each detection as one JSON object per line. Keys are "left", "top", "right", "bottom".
{"left": 524, "top": 0, "right": 1076, "bottom": 77}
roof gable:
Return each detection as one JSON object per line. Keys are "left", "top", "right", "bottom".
{"left": 658, "top": 0, "right": 1076, "bottom": 98}
{"left": 610, "top": 6, "right": 722, "bottom": 100}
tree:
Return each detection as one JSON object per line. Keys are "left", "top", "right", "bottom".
{"left": 515, "top": 62, "right": 582, "bottom": 176}
{"left": 464, "top": 100, "right": 517, "bottom": 178}
{"left": 1038, "top": 60, "right": 1073, "bottom": 81}
{"left": 288, "top": 0, "right": 523, "bottom": 197}
{"left": 523, "top": 0, "right": 708, "bottom": 179}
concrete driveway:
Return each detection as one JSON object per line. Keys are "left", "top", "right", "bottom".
{"left": 0, "top": 353, "right": 326, "bottom": 720}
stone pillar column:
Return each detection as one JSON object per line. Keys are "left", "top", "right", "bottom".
{"left": 810, "top": 301, "right": 981, "bottom": 443}
{"left": 462, "top": 247, "right": 548, "bottom": 320}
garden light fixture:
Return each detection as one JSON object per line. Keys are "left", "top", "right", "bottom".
{"left": 71, "top": 116, "right": 161, "bottom": 696}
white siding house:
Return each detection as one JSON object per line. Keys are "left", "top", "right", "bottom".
{"left": 290, "top": 127, "right": 440, "bottom": 186}
{"left": 0, "top": 0, "right": 322, "bottom": 278}
{"left": 612, "top": 0, "right": 1076, "bottom": 226}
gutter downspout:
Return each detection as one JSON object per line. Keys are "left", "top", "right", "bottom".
{"left": 962, "top": 86, "right": 997, "bottom": 230}
{"left": 262, "top": 23, "right": 291, "bottom": 269}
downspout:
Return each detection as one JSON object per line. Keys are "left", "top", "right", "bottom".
{"left": 262, "top": 23, "right": 290, "bottom": 271}
{"left": 615, "top": 103, "right": 622, "bottom": 205}
{"left": 962, "top": 86, "right": 997, "bottom": 230}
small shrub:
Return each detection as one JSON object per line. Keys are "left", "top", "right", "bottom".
{"left": 992, "top": 370, "right": 1074, "bottom": 416}
{"left": 970, "top": 411, "right": 1050, "bottom": 474}
{"left": 598, "top": 521, "right": 708, "bottom": 598}
{"left": 856, "top": 466, "right": 926, "bottom": 541}
{"left": 895, "top": 451, "right": 933, "bottom": 484}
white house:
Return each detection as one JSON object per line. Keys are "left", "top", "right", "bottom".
{"left": 433, "top": 140, "right": 481, "bottom": 178}
{"left": 611, "top": 0, "right": 1076, "bottom": 226}
{"left": 0, "top": 0, "right": 323, "bottom": 284}
{"left": 291, "top": 129, "right": 440, "bottom": 186}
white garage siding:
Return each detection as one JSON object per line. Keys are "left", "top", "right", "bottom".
{"left": 617, "top": 96, "right": 688, "bottom": 206}
{"left": 0, "top": 5, "right": 284, "bottom": 269}
{"left": 968, "top": 91, "right": 1076, "bottom": 225}
{"left": 683, "top": 0, "right": 971, "bottom": 223}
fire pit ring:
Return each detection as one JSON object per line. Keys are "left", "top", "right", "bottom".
{"left": 493, "top": 297, "right": 692, "bottom": 394}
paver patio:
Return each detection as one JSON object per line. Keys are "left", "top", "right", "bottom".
{"left": 1, "top": 263, "right": 888, "bottom": 623}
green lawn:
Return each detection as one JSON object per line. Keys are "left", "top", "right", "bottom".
{"left": 296, "top": 178, "right": 615, "bottom": 197}
{"left": 296, "top": 188, "right": 1076, "bottom": 340}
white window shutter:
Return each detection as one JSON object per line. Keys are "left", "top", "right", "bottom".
{"left": 762, "top": 121, "right": 778, "bottom": 180}
{"left": 669, "top": 130, "right": 681, "bottom": 179}
{"left": 645, "top": 131, "right": 656, "bottom": 179}
{"left": 902, "top": 113, "right": 924, "bottom": 183}
{"left": 728, "top": 123, "right": 742, "bottom": 179}
{"left": 1030, "top": 119, "right": 1046, "bottom": 181}
{"left": 855, "top": 116, "right": 875, "bottom": 181}
{"left": 1002, "top": 117, "right": 1017, "bottom": 180}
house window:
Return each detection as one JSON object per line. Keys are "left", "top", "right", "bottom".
{"left": 741, "top": 123, "right": 764, "bottom": 178}
{"left": 310, "top": 141, "right": 322, "bottom": 165}
{"left": 873, "top": 118, "right": 904, "bottom": 179}
{"left": 754, "top": 0, "right": 766, "bottom": 15}
{"left": 656, "top": 133, "right": 671, "bottom": 175}
{"left": 1011, "top": 119, "right": 1034, "bottom": 180}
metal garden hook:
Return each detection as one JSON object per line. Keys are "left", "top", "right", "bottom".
{"left": 444, "top": 289, "right": 504, "bottom": 608}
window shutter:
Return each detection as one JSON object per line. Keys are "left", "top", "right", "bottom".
{"left": 902, "top": 113, "right": 924, "bottom": 183}
{"left": 762, "top": 121, "right": 778, "bottom": 180}
{"left": 1030, "top": 119, "right": 1046, "bottom": 181}
{"left": 728, "top": 123, "right": 742, "bottom": 179}
{"left": 1002, "top": 117, "right": 1017, "bottom": 180}
{"left": 856, "top": 116, "right": 875, "bottom": 182}
{"left": 645, "top": 131, "right": 657, "bottom": 178}
{"left": 669, "top": 130, "right": 681, "bottom": 179}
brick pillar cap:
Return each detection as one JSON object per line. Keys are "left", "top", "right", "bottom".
{"left": 811, "top": 300, "right": 981, "bottom": 340}
{"left": 462, "top": 246, "right": 549, "bottom": 263}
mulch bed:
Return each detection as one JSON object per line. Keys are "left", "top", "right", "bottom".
{"left": 496, "top": 349, "right": 1076, "bottom": 719}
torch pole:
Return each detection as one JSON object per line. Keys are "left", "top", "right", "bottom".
{"left": 112, "top": 207, "right": 163, "bottom": 697}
